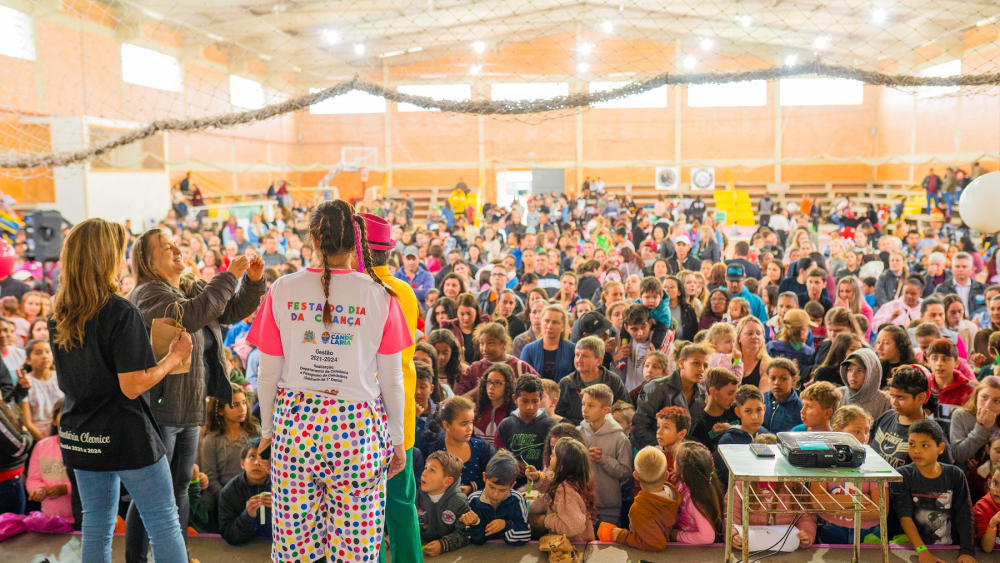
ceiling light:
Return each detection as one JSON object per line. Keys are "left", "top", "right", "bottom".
{"left": 738, "top": 15, "right": 752, "bottom": 28}
{"left": 700, "top": 38, "right": 713, "bottom": 50}
{"left": 684, "top": 55, "right": 697, "bottom": 69}
{"left": 407, "top": 46, "right": 422, "bottom": 53}
{"left": 207, "top": 33, "right": 225, "bottom": 42}
{"left": 784, "top": 54, "right": 798, "bottom": 66}
{"left": 470, "top": 64, "right": 481, "bottom": 75}
{"left": 260, "top": 54, "right": 272, "bottom": 61}
{"left": 872, "top": 8, "right": 886, "bottom": 24}
{"left": 577, "top": 62, "right": 589, "bottom": 72}
{"left": 321, "top": 28, "right": 338, "bottom": 45}
{"left": 472, "top": 41, "right": 485, "bottom": 54}
{"left": 354, "top": 43, "right": 365, "bottom": 55}
{"left": 601, "top": 21, "right": 613, "bottom": 33}
{"left": 580, "top": 42, "right": 594, "bottom": 55}
{"left": 141, "top": 8, "right": 164, "bottom": 20}
{"left": 814, "top": 36, "right": 829, "bottom": 50}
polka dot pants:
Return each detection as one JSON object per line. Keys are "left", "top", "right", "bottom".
{"left": 271, "top": 390, "right": 391, "bottom": 563}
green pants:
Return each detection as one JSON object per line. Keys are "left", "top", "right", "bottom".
{"left": 381, "top": 447, "right": 423, "bottom": 563}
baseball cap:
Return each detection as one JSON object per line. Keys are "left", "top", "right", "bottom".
{"left": 577, "top": 311, "right": 613, "bottom": 337}
{"left": 673, "top": 234, "right": 691, "bottom": 246}
{"left": 402, "top": 245, "right": 419, "bottom": 258}
{"left": 725, "top": 263, "right": 746, "bottom": 281}
{"left": 783, "top": 309, "right": 818, "bottom": 329}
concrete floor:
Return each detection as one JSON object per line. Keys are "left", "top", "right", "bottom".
{"left": 0, "top": 534, "right": 963, "bottom": 563}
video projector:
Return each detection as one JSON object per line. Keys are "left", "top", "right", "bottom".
{"left": 776, "top": 432, "right": 866, "bottom": 469}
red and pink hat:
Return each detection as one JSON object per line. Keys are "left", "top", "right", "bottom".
{"left": 359, "top": 213, "right": 396, "bottom": 252}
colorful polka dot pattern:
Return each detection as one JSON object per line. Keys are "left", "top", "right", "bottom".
{"left": 271, "top": 389, "right": 391, "bottom": 563}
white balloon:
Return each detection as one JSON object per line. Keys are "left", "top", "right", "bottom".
{"left": 959, "top": 171, "right": 1000, "bottom": 234}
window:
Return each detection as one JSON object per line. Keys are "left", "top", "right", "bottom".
{"left": 491, "top": 82, "right": 569, "bottom": 101}
{"left": 918, "top": 60, "right": 961, "bottom": 98}
{"left": 397, "top": 84, "right": 472, "bottom": 112}
{"left": 779, "top": 78, "right": 864, "bottom": 106}
{"left": 309, "top": 88, "right": 387, "bottom": 114}
{"left": 589, "top": 82, "right": 667, "bottom": 109}
{"left": 121, "top": 44, "right": 183, "bottom": 93}
{"left": 0, "top": 6, "right": 35, "bottom": 61}
{"left": 687, "top": 80, "right": 766, "bottom": 107}
{"left": 230, "top": 75, "right": 265, "bottom": 109}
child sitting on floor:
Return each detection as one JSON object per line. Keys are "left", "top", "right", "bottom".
{"left": 24, "top": 398, "right": 71, "bottom": 521}
{"left": 671, "top": 441, "right": 723, "bottom": 545}
{"left": 655, "top": 406, "right": 691, "bottom": 480}
{"left": 465, "top": 451, "right": 530, "bottom": 546}
{"left": 217, "top": 437, "right": 272, "bottom": 546}
{"left": 601, "top": 446, "right": 680, "bottom": 551}
{"left": 418, "top": 451, "right": 471, "bottom": 557}
{"left": 890, "top": 419, "right": 975, "bottom": 562}
{"left": 529, "top": 437, "right": 598, "bottom": 542}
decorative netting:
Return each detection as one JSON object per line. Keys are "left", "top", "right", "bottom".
{"left": 2, "top": 0, "right": 999, "bottom": 181}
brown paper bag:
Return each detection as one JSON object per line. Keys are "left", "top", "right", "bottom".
{"left": 150, "top": 302, "right": 191, "bottom": 375}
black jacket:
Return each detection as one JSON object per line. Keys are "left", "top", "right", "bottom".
{"left": 934, "top": 277, "right": 988, "bottom": 317}
{"left": 555, "top": 367, "right": 630, "bottom": 426}
{"left": 675, "top": 300, "right": 699, "bottom": 342}
{"left": 217, "top": 472, "right": 272, "bottom": 546}
{"left": 631, "top": 370, "right": 706, "bottom": 450}
{"left": 667, "top": 255, "right": 702, "bottom": 276}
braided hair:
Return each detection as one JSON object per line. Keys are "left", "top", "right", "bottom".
{"left": 309, "top": 200, "right": 396, "bottom": 326}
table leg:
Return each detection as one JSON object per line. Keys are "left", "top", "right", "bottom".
{"left": 742, "top": 481, "right": 750, "bottom": 563}
{"left": 852, "top": 480, "right": 862, "bottom": 563}
{"left": 880, "top": 482, "right": 889, "bottom": 563}
{"left": 725, "top": 477, "right": 735, "bottom": 563}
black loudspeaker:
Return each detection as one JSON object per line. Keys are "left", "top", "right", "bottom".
{"left": 24, "top": 211, "right": 65, "bottom": 262}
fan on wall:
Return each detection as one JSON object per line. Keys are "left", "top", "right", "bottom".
{"left": 655, "top": 167, "right": 679, "bottom": 190}
{"left": 691, "top": 167, "right": 716, "bottom": 191}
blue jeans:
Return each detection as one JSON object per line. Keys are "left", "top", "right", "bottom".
{"left": 926, "top": 192, "right": 940, "bottom": 213}
{"left": 816, "top": 519, "right": 881, "bottom": 544}
{"left": 0, "top": 474, "right": 26, "bottom": 515}
{"left": 942, "top": 192, "right": 954, "bottom": 216}
{"left": 125, "top": 425, "right": 199, "bottom": 563}
{"left": 75, "top": 455, "right": 187, "bottom": 563}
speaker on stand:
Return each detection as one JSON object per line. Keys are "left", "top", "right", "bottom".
{"left": 24, "top": 211, "right": 68, "bottom": 294}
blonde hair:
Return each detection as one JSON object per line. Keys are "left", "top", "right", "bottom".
{"left": 706, "top": 322, "right": 736, "bottom": 348}
{"left": 831, "top": 405, "right": 873, "bottom": 430}
{"left": 581, "top": 383, "right": 614, "bottom": 408}
{"left": 836, "top": 277, "right": 865, "bottom": 315}
{"left": 799, "top": 381, "right": 842, "bottom": 411}
{"left": 541, "top": 378, "right": 561, "bottom": 401}
{"left": 634, "top": 446, "right": 668, "bottom": 489}
{"left": 53, "top": 219, "right": 128, "bottom": 350}
{"left": 611, "top": 400, "right": 635, "bottom": 424}
{"left": 728, "top": 297, "right": 750, "bottom": 319}
{"left": 735, "top": 317, "right": 771, "bottom": 363}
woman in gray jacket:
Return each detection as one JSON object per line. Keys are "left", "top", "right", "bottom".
{"left": 125, "top": 228, "right": 266, "bottom": 562}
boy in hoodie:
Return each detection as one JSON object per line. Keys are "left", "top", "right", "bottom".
{"left": 579, "top": 383, "right": 634, "bottom": 525}
{"left": 600, "top": 446, "right": 681, "bottom": 551}
{"left": 418, "top": 451, "right": 471, "bottom": 556}
{"left": 495, "top": 374, "right": 557, "bottom": 488}
{"left": 716, "top": 385, "right": 769, "bottom": 487}
{"left": 217, "top": 437, "right": 273, "bottom": 546}
{"left": 837, "top": 348, "right": 891, "bottom": 420}
{"left": 464, "top": 451, "right": 531, "bottom": 545}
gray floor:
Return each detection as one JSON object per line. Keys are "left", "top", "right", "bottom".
{"left": 0, "top": 534, "right": 964, "bottom": 563}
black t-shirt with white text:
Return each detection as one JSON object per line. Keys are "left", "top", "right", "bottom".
{"left": 51, "top": 295, "right": 164, "bottom": 471}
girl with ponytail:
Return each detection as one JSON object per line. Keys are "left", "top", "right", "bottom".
{"left": 247, "top": 199, "right": 411, "bottom": 563}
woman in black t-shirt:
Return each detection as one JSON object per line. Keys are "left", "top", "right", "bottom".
{"left": 50, "top": 219, "right": 192, "bottom": 563}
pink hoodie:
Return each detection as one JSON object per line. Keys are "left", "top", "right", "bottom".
{"left": 674, "top": 483, "right": 717, "bottom": 545}
{"left": 25, "top": 436, "right": 73, "bottom": 521}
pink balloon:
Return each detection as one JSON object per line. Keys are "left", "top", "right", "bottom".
{"left": 0, "top": 241, "right": 17, "bottom": 279}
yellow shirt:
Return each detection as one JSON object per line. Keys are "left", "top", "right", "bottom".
{"left": 449, "top": 189, "right": 467, "bottom": 214}
{"left": 373, "top": 265, "right": 419, "bottom": 450}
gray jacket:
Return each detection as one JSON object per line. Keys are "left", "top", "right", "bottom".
{"left": 578, "top": 415, "right": 632, "bottom": 520}
{"left": 131, "top": 273, "right": 266, "bottom": 427}
{"left": 950, "top": 408, "right": 993, "bottom": 465}
{"left": 417, "top": 479, "right": 470, "bottom": 553}
{"left": 631, "top": 370, "right": 706, "bottom": 450}
{"left": 838, "top": 348, "right": 891, "bottom": 420}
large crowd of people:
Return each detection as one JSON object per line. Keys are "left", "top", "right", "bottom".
{"left": 2, "top": 176, "right": 1000, "bottom": 562}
